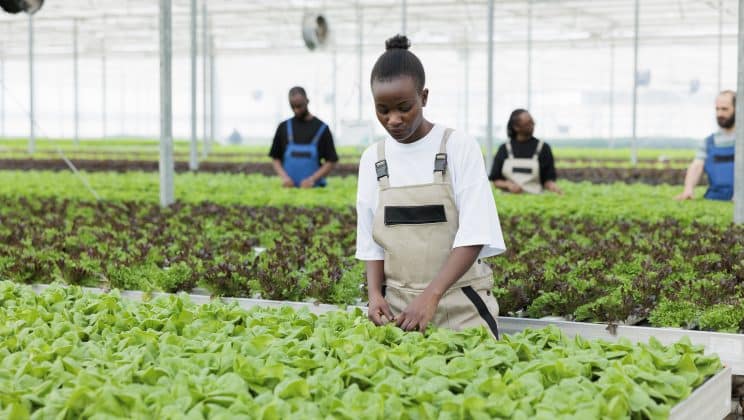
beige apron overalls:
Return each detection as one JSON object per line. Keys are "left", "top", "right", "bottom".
{"left": 371, "top": 128, "right": 500, "bottom": 338}
{"left": 502, "top": 140, "right": 544, "bottom": 194}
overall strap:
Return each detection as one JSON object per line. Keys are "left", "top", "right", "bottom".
{"left": 505, "top": 141, "right": 514, "bottom": 159}
{"left": 534, "top": 140, "right": 544, "bottom": 159}
{"left": 375, "top": 140, "right": 390, "bottom": 189}
{"left": 310, "top": 123, "right": 327, "bottom": 145}
{"left": 434, "top": 128, "right": 454, "bottom": 184}
{"left": 286, "top": 119, "right": 295, "bottom": 144}
{"left": 705, "top": 134, "right": 715, "bottom": 153}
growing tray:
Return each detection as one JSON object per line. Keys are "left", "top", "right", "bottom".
{"left": 498, "top": 317, "right": 744, "bottom": 376}
{"left": 28, "top": 284, "right": 736, "bottom": 418}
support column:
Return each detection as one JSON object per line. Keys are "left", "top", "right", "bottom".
{"left": 734, "top": 0, "right": 744, "bottom": 223}
{"left": 202, "top": 0, "right": 208, "bottom": 158}
{"left": 332, "top": 47, "right": 338, "bottom": 136}
{"left": 486, "top": 0, "right": 495, "bottom": 163}
{"left": 1, "top": 52, "right": 5, "bottom": 138}
{"left": 189, "top": 0, "right": 198, "bottom": 170}
{"left": 527, "top": 0, "right": 533, "bottom": 110}
{"left": 464, "top": 40, "right": 470, "bottom": 134}
{"left": 28, "top": 14, "right": 35, "bottom": 154}
{"left": 102, "top": 38, "right": 107, "bottom": 139}
{"left": 209, "top": 35, "right": 215, "bottom": 151}
{"left": 73, "top": 19, "right": 79, "bottom": 145}
{"left": 718, "top": 0, "right": 724, "bottom": 93}
{"left": 609, "top": 41, "right": 615, "bottom": 148}
{"left": 159, "top": 0, "right": 175, "bottom": 207}
{"left": 631, "top": 0, "right": 640, "bottom": 166}
{"left": 357, "top": 1, "right": 363, "bottom": 121}
{"left": 120, "top": 69, "right": 126, "bottom": 134}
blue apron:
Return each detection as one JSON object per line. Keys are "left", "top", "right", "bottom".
{"left": 283, "top": 119, "right": 327, "bottom": 187}
{"left": 703, "top": 134, "right": 734, "bottom": 200}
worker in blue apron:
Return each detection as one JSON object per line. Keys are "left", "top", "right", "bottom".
{"left": 676, "top": 91, "right": 736, "bottom": 201}
{"left": 269, "top": 86, "right": 339, "bottom": 188}
{"left": 283, "top": 119, "right": 328, "bottom": 187}
{"left": 702, "top": 135, "right": 735, "bottom": 200}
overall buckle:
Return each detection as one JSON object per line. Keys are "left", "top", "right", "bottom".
{"left": 434, "top": 153, "right": 447, "bottom": 173}
{"left": 375, "top": 160, "right": 389, "bottom": 180}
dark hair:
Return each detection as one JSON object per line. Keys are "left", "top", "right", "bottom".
{"left": 720, "top": 90, "right": 736, "bottom": 108}
{"left": 288, "top": 86, "right": 307, "bottom": 98}
{"left": 507, "top": 109, "right": 529, "bottom": 140}
{"left": 370, "top": 35, "right": 425, "bottom": 92}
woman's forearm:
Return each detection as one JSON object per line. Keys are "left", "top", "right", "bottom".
{"left": 424, "top": 245, "right": 483, "bottom": 298}
{"left": 365, "top": 260, "right": 385, "bottom": 299}
{"left": 492, "top": 179, "right": 512, "bottom": 191}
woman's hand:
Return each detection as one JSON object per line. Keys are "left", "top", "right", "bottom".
{"left": 300, "top": 177, "right": 316, "bottom": 188}
{"left": 507, "top": 181, "right": 523, "bottom": 194}
{"left": 395, "top": 290, "right": 441, "bottom": 333}
{"left": 674, "top": 190, "right": 694, "bottom": 201}
{"left": 368, "top": 294, "right": 395, "bottom": 326}
{"left": 544, "top": 180, "right": 563, "bottom": 195}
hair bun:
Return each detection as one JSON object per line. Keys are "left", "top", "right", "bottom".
{"left": 385, "top": 35, "right": 411, "bottom": 51}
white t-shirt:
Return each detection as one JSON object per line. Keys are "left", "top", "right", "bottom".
{"left": 695, "top": 129, "right": 736, "bottom": 161}
{"left": 355, "top": 124, "right": 506, "bottom": 261}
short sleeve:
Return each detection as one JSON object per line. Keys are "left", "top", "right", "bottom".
{"left": 539, "top": 143, "right": 557, "bottom": 183}
{"left": 451, "top": 135, "right": 506, "bottom": 258}
{"left": 318, "top": 127, "right": 339, "bottom": 163}
{"left": 695, "top": 136, "right": 708, "bottom": 161}
{"left": 268, "top": 123, "right": 285, "bottom": 161}
{"left": 355, "top": 146, "right": 384, "bottom": 260}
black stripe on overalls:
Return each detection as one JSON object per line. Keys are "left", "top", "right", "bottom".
{"left": 461, "top": 286, "right": 499, "bottom": 339}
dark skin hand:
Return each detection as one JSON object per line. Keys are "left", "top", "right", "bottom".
{"left": 271, "top": 159, "right": 295, "bottom": 187}
{"left": 366, "top": 260, "right": 394, "bottom": 325}
{"left": 397, "top": 245, "right": 482, "bottom": 332}
{"left": 299, "top": 161, "right": 336, "bottom": 188}
{"left": 492, "top": 179, "right": 524, "bottom": 193}
{"left": 367, "top": 75, "right": 484, "bottom": 332}
{"left": 365, "top": 246, "right": 483, "bottom": 332}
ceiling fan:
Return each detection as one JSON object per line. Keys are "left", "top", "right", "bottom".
{"left": 302, "top": 12, "right": 329, "bottom": 51}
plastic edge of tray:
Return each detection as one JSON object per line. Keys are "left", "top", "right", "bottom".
{"left": 669, "top": 366, "right": 732, "bottom": 420}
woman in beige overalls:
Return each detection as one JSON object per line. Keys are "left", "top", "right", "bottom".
{"left": 355, "top": 35, "right": 506, "bottom": 338}
{"left": 490, "top": 109, "right": 562, "bottom": 195}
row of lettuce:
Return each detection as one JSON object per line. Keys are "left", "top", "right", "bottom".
{"left": 0, "top": 148, "right": 691, "bottom": 169}
{"left": 0, "top": 158, "right": 694, "bottom": 186}
{"left": 0, "top": 282, "right": 723, "bottom": 419}
{"left": 0, "top": 171, "right": 730, "bottom": 223}
{"left": 0, "top": 137, "right": 698, "bottom": 160}
{"left": 1, "top": 189, "right": 741, "bottom": 332}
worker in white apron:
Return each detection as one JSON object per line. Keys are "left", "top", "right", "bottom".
{"left": 268, "top": 86, "right": 339, "bottom": 188}
{"left": 490, "top": 109, "right": 562, "bottom": 195}
{"left": 356, "top": 35, "right": 506, "bottom": 337}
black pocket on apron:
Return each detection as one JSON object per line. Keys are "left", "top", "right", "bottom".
{"left": 384, "top": 205, "right": 447, "bottom": 225}
{"left": 290, "top": 151, "right": 313, "bottom": 158}
{"left": 713, "top": 154, "right": 734, "bottom": 163}
{"left": 461, "top": 286, "right": 499, "bottom": 339}
{"left": 512, "top": 167, "right": 533, "bottom": 174}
